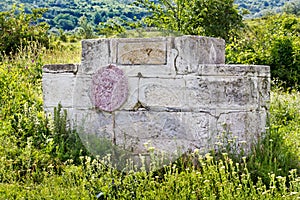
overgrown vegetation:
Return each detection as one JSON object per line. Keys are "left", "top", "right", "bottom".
{"left": 235, "top": 0, "right": 299, "bottom": 18}
{"left": 133, "top": 0, "right": 244, "bottom": 41}
{"left": 226, "top": 13, "right": 300, "bottom": 88}
{"left": 0, "top": 3, "right": 300, "bottom": 199}
{"left": 0, "top": 6, "right": 49, "bottom": 58}
{"left": 0, "top": 0, "right": 146, "bottom": 37}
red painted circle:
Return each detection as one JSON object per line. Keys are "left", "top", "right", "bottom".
{"left": 91, "top": 65, "right": 128, "bottom": 112}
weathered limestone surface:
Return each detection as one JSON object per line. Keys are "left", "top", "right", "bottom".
{"left": 43, "top": 36, "right": 270, "bottom": 165}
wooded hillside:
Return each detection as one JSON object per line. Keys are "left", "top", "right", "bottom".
{"left": 0, "top": 0, "right": 298, "bottom": 32}
{"left": 0, "top": 0, "right": 146, "bottom": 32}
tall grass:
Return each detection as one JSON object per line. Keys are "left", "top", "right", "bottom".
{"left": 0, "top": 42, "right": 300, "bottom": 199}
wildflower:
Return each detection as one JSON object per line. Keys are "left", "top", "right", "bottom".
{"left": 193, "top": 148, "right": 199, "bottom": 154}
{"left": 215, "top": 142, "right": 223, "bottom": 146}
{"left": 143, "top": 142, "right": 149, "bottom": 148}
{"left": 25, "top": 66, "right": 28, "bottom": 69}
{"left": 148, "top": 146, "right": 155, "bottom": 152}
{"left": 222, "top": 153, "right": 228, "bottom": 156}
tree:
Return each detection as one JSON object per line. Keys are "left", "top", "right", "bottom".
{"left": 226, "top": 14, "right": 300, "bottom": 88}
{"left": 53, "top": 14, "right": 77, "bottom": 30}
{"left": 283, "top": 0, "right": 300, "bottom": 16}
{"left": 93, "top": 12, "right": 102, "bottom": 25}
{"left": 134, "top": 0, "right": 244, "bottom": 41}
{"left": 97, "top": 17, "right": 126, "bottom": 38}
{"left": 0, "top": 6, "right": 49, "bottom": 57}
{"left": 77, "top": 16, "right": 95, "bottom": 39}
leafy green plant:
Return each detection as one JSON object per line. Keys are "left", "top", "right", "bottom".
{"left": 47, "top": 104, "right": 89, "bottom": 164}
{"left": 133, "top": 0, "right": 244, "bottom": 41}
{"left": 0, "top": 5, "right": 50, "bottom": 59}
{"left": 226, "top": 14, "right": 300, "bottom": 88}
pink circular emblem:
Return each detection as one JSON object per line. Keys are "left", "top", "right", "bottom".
{"left": 91, "top": 65, "right": 128, "bottom": 112}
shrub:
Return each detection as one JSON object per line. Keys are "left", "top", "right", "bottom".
{"left": 226, "top": 14, "right": 300, "bottom": 89}
{"left": 0, "top": 5, "right": 50, "bottom": 59}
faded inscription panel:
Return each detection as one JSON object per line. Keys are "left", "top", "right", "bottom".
{"left": 117, "top": 41, "right": 167, "bottom": 65}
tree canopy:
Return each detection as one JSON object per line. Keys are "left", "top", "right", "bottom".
{"left": 134, "top": 0, "right": 244, "bottom": 41}
{"left": 0, "top": 6, "right": 49, "bottom": 57}
{"left": 226, "top": 13, "right": 300, "bottom": 88}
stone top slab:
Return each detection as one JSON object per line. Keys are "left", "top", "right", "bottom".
{"left": 79, "top": 36, "right": 226, "bottom": 76}
{"left": 180, "top": 64, "right": 270, "bottom": 77}
{"left": 43, "top": 64, "right": 78, "bottom": 74}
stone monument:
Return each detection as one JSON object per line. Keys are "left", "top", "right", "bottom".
{"left": 43, "top": 36, "right": 270, "bottom": 169}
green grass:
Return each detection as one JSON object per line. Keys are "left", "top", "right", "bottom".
{"left": 0, "top": 42, "right": 300, "bottom": 199}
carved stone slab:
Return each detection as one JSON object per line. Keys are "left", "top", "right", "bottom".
{"left": 117, "top": 41, "right": 167, "bottom": 65}
{"left": 91, "top": 65, "right": 128, "bottom": 112}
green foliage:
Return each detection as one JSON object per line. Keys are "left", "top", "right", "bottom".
{"left": 134, "top": 0, "right": 244, "bottom": 41}
{"left": 0, "top": 0, "right": 147, "bottom": 34}
{"left": 49, "top": 104, "right": 89, "bottom": 164}
{"left": 76, "top": 16, "right": 95, "bottom": 39}
{"left": 245, "top": 87, "right": 300, "bottom": 185}
{"left": 0, "top": 153, "right": 299, "bottom": 198}
{"left": 0, "top": 41, "right": 85, "bottom": 183}
{"left": 0, "top": 43, "right": 46, "bottom": 148}
{"left": 226, "top": 14, "right": 300, "bottom": 88}
{"left": 1, "top": 0, "right": 297, "bottom": 37}
{"left": 0, "top": 5, "right": 50, "bottom": 58}
{"left": 283, "top": 0, "right": 300, "bottom": 16}
{"left": 53, "top": 13, "right": 78, "bottom": 30}
{"left": 97, "top": 17, "right": 127, "bottom": 38}
{"left": 0, "top": 43, "right": 55, "bottom": 183}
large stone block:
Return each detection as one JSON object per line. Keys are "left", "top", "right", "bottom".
{"left": 43, "top": 64, "right": 78, "bottom": 74}
{"left": 42, "top": 73, "right": 76, "bottom": 108}
{"left": 214, "top": 110, "right": 267, "bottom": 152}
{"left": 201, "top": 64, "right": 269, "bottom": 77}
{"left": 114, "top": 111, "right": 188, "bottom": 153}
{"left": 175, "top": 36, "right": 225, "bottom": 74}
{"left": 114, "top": 111, "right": 186, "bottom": 140}
{"left": 114, "top": 111, "right": 220, "bottom": 155}
{"left": 116, "top": 40, "right": 167, "bottom": 65}
{"left": 74, "top": 109, "right": 113, "bottom": 139}
{"left": 185, "top": 76, "right": 260, "bottom": 110}
{"left": 110, "top": 37, "right": 177, "bottom": 77}
{"left": 80, "top": 39, "right": 110, "bottom": 75}
{"left": 118, "top": 77, "right": 139, "bottom": 111}
{"left": 73, "top": 75, "right": 93, "bottom": 109}
{"left": 138, "top": 78, "right": 186, "bottom": 109}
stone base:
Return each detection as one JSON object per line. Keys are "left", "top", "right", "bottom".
{"left": 42, "top": 36, "right": 270, "bottom": 170}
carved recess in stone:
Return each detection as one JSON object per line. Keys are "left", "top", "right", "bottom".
{"left": 117, "top": 41, "right": 167, "bottom": 65}
{"left": 91, "top": 65, "right": 128, "bottom": 112}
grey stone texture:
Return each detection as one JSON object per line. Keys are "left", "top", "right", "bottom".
{"left": 43, "top": 36, "right": 270, "bottom": 161}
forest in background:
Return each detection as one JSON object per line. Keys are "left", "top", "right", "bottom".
{"left": 1, "top": 0, "right": 299, "bottom": 33}
{"left": 1, "top": 0, "right": 299, "bottom": 88}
